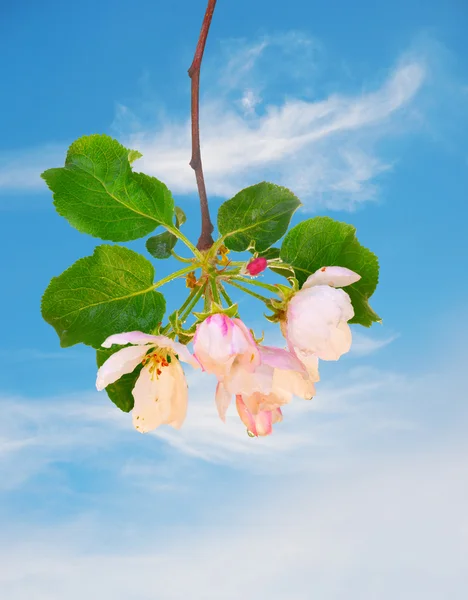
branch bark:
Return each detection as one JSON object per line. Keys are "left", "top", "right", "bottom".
{"left": 188, "top": 0, "right": 217, "bottom": 251}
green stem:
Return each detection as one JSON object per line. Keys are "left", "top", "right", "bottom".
{"left": 171, "top": 250, "right": 195, "bottom": 264}
{"left": 179, "top": 284, "right": 206, "bottom": 324}
{"left": 210, "top": 276, "right": 221, "bottom": 305}
{"left": 231, "top": 275, "right": 280, "bottom": 295}
{"left": 227, "top": 261, "right": 248, "bottom": 266}
{"left": 219, "top": 283, "right": 234, "bottom": 306}
{"left": 153, "top": 264, "right": 201, "bottom": 290}
{"left": 177, "top": 286, "right": 201, "bottom": 316}
{"left": 159, "top": 323, "right": 173, "bottom": 336}
{"left": 167, "top": 226, "right": 204, "bottom": 261}
{"left": 159, "top": 284, "right": 205, "bottom": 336}
{"left": 204, "top": 281, "right": 212, "bottom": 312}
{"left": 225, "top": 278, "right": 272, "bottom": 305}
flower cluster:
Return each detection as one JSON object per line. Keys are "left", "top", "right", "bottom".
{"left": 96, "top": 266, "right": 360, "bottom": 437}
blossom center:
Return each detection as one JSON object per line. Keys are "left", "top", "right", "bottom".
{"left": 142, "top": 347, "right": 173, "bottom": 379}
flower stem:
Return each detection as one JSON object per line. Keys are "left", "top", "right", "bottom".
{"left": 224, "top": 278, "right": 272, "bottom": 305}
{"left": 179, "top": 284, "right": 206, "bottom": 324}
{"left": 209, "top": 276, "right": 221, "bottom": 305}
{"left": 204, "top": 281, "right": 212, "bottom": 312}
{"left": 177, "top": 286, "right": 201, "bottom": 317}
{"left": 231, "top": 275, "right": 281, "bottom": 295}
{"left": 171, "top": 250, "right": 195, "bottom": 263}
{"left": 219, "top": 283, "right": 234, "bottom": 306}
{"left": 167, "top": 226, "right": 204, "bottom": 261}
{"left": 160, "top": 284, "right": 205, "bottom": 336}
{"left": 153, "top": 264, "right": 201, "bottom": 290}
{"left": 188, "top": 0, "right": 218, "bottom": 251}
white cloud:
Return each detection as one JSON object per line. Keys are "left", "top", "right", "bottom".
{"left": 127, "top": 57, "right": 425, "bottom": 209}
{"left": 0, "top": 367, "right": 388, "bottom": 490}
{"left": 239, "top": 88, "right": 262, "bottom": 115}
{"left": 0, "top": 393, "right": 127, "bottom": 489}
{"left": 1, "top": 330, "right": 467, "bottom": 598}
{"left": 0, "top": 34, "right": 427, "bottom": 212}
{"left": 0, "top": 144, "right": 62, "bottom": 198}
{"left": 1, "top": 431, "right": 467, "bottom": 599}
{"left": 0, "top": 333, "right": 464, "bottom": 487}
{"left": 349, "top": 330, "right": 399, "bottom": 356}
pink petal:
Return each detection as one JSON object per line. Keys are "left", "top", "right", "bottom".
{"left": 302, "top": 266, "right": 361, "bottom": 290}
{"left": 193, "top": 315, "right": 235, "bottom": 371}
{"left": 272, "top": 407, "right": 283, "bottom": 424}
{"left": 96, "top": 345, "right": 148, "bottom": 391}
{"left": 256, "top": 391, "right": 288, "bottom": 412}
{"left": 235, "top": 395, "right": 257, "bottom": 436}
{"left": 215, "top": 382, "right": 232, "bottom": 422}
{"left": 236, "top": 395, "right": 282, "bottom": 437}
{"left": 254, "top": 410, "right": 273, "bottom": 436}
{"left": 232, "top": 318, "right": 257, "bottom": 347}
{"left": 260, "top": 345, "right": 307, "bottom": 373}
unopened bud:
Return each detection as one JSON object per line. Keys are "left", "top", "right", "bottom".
{"left": 246, "top": 257, "right": 268, "bottom": 276}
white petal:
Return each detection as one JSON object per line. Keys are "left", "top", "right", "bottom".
{"left": 225, "top": 361, "right": 273, "bottom": 397}
{"left": 292, "top": 349, "right": 320, "bottom": 382}
{"left": 102, "top": 331, "right": 198, "bottom": 369}
{"left": 320, "top": 321, "right": 352, "bottom": 360}
{"left": 302, "top": 266, "right": 361, "bottom": 290}
{"left": 166, "top": 340, "right": 198, "bottom": 368}
{"left": 141, "top": 336, "right": 197, "bottom": 368}
{"left": 102, "top": 331, "right": 161, "bottom": 348}
{"left": 272, "top": 368, "right": 316, "bottom": 400}
{"left": 96, "top": 345, "right": 148, "bottom": 391}
{"left": 287, "top": 285, "right": 354, "bottom": 361}
{"left": 166, "top": 362, "right": 189, "bottom": 429}
{"left": 132, "top": 363, "right": 187, "bottom": 433}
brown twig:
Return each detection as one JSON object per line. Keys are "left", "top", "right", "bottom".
{"left": 188, "top": 0, "right": 217, "bottom": 251}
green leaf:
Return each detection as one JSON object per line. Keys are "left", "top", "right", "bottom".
{"left": 146, "top": 205, "right": 186, "bottom": 260}
{"left": 269, "top": 263, "right": 296, "bottom": 280}
{"left": 280, "top": 217, "right": 380, "bottom": 327}
{"left": 96, "top": 346, "right": 140, "bottom": 412}
{"left": 41, "top": 245, "right": 166, "bottom": 348}
{"left": 257, "top": 247, "right": 280, "bottom": 260}
{"left": 146, "top": 231, "right": 177, "bottom": 259}
{"left": 175, "top": 206, "right": 186, "bottom": 227}
{"left": 127, "top": 149, "right": 143, "bottom": 164}
{"left": 218, "top": 182, "right": 301, "bottom": 252}
{"left": 41, "top": 134, "right": 174, "bottom": 242}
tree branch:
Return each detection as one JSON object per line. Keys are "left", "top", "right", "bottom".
{"left": 188, "top": 0, "right": 217, "bottom": 251}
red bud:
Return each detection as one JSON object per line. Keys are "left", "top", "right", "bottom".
{"left": 246, "top": 257, "right": 268, "bottom": 276}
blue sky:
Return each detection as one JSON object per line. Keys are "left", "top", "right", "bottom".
{"left": 1, "top": 0, "right": 468, "bottom": 597}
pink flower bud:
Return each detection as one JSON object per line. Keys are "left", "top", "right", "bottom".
{"left": 214, "top": 345, "right": 317, "bottom": 436}
{"left": 236, "top": 395, "right": 283, "bottom": 437}
{"left": 193, "top": 314, "right": 260, "bottom": 379}
{"left": 246, "top": 257, "right": 268, "bottom": 276}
